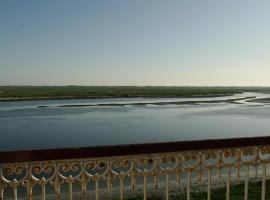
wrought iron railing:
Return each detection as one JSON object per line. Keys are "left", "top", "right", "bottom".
{"left": 1, "top": 136, "right": 270, "bottom": 200}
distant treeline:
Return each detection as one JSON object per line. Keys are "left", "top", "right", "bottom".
{"left": 0, "top": 86, "right": 270, "bottom": 100}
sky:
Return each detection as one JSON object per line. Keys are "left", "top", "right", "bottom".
{"left": 0, "top": 0, "right": 270, "bottom": 86}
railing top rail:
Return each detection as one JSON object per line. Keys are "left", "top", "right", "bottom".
{"left": 1, "top": 136, "right": 270, "bottom": 164}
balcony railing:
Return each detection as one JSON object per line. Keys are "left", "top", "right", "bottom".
{"left": 1, "top": 136, "right": 270, "bottom": 200}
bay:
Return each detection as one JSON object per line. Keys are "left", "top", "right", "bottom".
{"left": 0, "top": 92, "right": 270, "bottom": 151}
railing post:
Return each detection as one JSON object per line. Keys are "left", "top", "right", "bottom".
{"left": 79, "top": 174, "right": 88, "bottom": 198}
{"left": 226, "top": 168, "right": 231, "bottom": 200}
{"left": 0, "top": 183, "right": 4, "bottom": 200}
{"left": 67, "top": 175, "right": 73, "bottom": 200}
{"left": 187, "top": 171, "right": 191, "bottom": 200}
{"left": 244, "top": 165, "right": 249, "bottom": 200}
{"left": 165, "top": 172, "right": 170, "bottom": 200}
{"left": 143, "top": 169, "right": 147, "bottom": 200}
{"left": 10, "top": 179, "right": 18, "bottom": 200}
{"left": 27, "top": 186, "right": 33, "bottom": 200}
{"left": 93, "top": 175, "right": 99, "bottom": 200}
{"left": 207, "top": 168, "right": 211, "bottom": 200}
{"left": 119, "top": 172, "right": 124, "bottom": 200}
{"left": 261, "top": 164, "right": 266, "bottom": 200}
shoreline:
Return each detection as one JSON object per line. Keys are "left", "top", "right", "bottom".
{"left": 247, "top": 97, "right": 270, "bottom": 103}
{"left": 37, "top": 96, "right": 255, "bottom": 108}
{"left": 0, "top": 93, "right": 237, "bottom": 102}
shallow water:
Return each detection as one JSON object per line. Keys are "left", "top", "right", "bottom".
{"left": 0, "top": 92, "right": 270, "bottom": 151}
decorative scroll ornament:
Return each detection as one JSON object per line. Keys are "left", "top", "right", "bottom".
{"left": 0, "top": 145, "right": 270, "bottom": 200}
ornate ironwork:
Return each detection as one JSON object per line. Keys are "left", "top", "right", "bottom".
{"left": 1, "top": 145, "right": 270, "bottom": 200}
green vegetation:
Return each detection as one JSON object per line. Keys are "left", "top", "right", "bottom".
{"left": 1, "top": 86, "right": 270, "bottom": 101}
{"left": 118, "top": 180, "right": 269, "bottom": 200}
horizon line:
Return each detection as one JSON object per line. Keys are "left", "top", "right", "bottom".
{"left": 1, "top": 85, "right": 270, "bottom": 88}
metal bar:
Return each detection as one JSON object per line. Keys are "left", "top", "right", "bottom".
{"left": 68, "top": 182, "right": 73, "bottom": 200}
{"left": 166, "top": 173, "right": 169, "bottom": 200}
{"left": 176, "top": 173, "right": 181, "bottom": 187}
{"left": 226, "top": 168, "right": 231, "bottom": 200}
{"left": 154, "top": 175, "right": 159, "bottom": 190}
{"left": 56, "top": 186, "right": 61, "bottom": 200}
{"left": 27, "top": 186, "right": 33, "bottom": 200}
{"left": 13, "top": 186, "right": 17, "bottom": 200}
{"left": 120, "top": 176, "right": 124, "bottom": 200}
{"left": 207, "top": 168, "right": 211, "bottom": 200}
{"left": 143, "top": 175, "right": 147, "bottom": 200}
{"left": 187, "top": 171, "right": 191, "bottom": 200}
{"left": 95, "top": 179, "right": 99, "bottom": 200}
{"left": 41, "top": 184, "right": 46, "bottom": 200}
{"left": 244, "top": 165, "right": 249, "bottom": 200}
{"left": 131, "top": 175, "right": 136, "bottom": 192}
{"left": 261, "top": 164, "right": 266, "bottom": 200}
{"left": 11, "top": 180, "right": 18, "bottom": 200}
{"left": 0, "top": 185, "right": 4, "bottom": 200}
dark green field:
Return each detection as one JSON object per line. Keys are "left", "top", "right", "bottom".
{"left": 119, "top": 180, "right": 269, "bottom": 200}
{"left": 1, "top": 86, "right": 270, "bottom": 101}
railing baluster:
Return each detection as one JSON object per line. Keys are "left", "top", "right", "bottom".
{"left": 120, "top": 172, "right": 124, "bottom": 200}
{"left": 218, "top": 151, "right": 222, "bottom": 181}
{"left": 0, "top": 183, "right": 4, "bottom": 200}
{"left": 11, "top": 179, "right": 18, "bottom": 200}
{"left": 198, "top": 154, "right": 203, "bottom": 184}
{"left": 56, "top": 186, "right": 61, "bottom": 200}
{"left": 130, "top": 174, "right": 136, "bottom": 192}
{"left": 39, "top": 177, "right": 46, "bottom": 200}
{"left": 218, "top": 167, "right": 221, "bottom": 181}
{"left": 187, "top": 171, "right": 191, "bottom": 200}
{"left": 13, "top": 187, "right": 17, "bottom": 200}
{"left": 67, "top": 175, "right": 73, "bottom": 200}
{"left": 176, "top": 173, "right": 181, "bottom": 187}
{"left": 94, "top": 175, "right": 99, "bottom": 200}
{"left": 107, "top": 173, "right": 113, "bottom": 193}
{"left": 244, "top": 165, "right": 249, "bottom": 200}
{"left": 165, "top": 173, "right": 169, "bottom": 200}
{"left": 53, "top": 179, "right": 62, "bottom": 200}
{"left": 154, "top": 174, "right": 159, "bottom": 190}
{"left": 41, "top": 184, "right": 46, "bottom": 200}
{"left": 255, "top": 161, "right": 258, "bottom": 178}
{"left": 237, "top": 151, "right": 241, "bottom": 181}
{"left": 226, "top": 168, "right": 231, "bottom": 200}
{"left": 261, "top": 164, "right": 266, "bottom": 200}
{"left": 143, "top": 171, "right": 147, "bottom": 200}
{"left": 80, "top": 180, "right": 87, "bottom": 198}
{"left": 207, "top": 168, "right": 211, "bottom": 200}
{"left": 130, "top": 161, "right": 137, "bottom": 192}
{"left": 27, "top": 186, "right": 33, "bottom": 200}
{"left": 177, "top": 156, "right": 182, "bottom": 187}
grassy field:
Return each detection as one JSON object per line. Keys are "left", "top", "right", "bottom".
{"left": 1, "top": 86, "right": 270, "bottom": 101}
{"left": 118, "top": 180, "right": 269, "bottom": 200}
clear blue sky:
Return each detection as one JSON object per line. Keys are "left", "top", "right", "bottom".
{"left": 0, "top": 0, "right": 270, "bottom": 86}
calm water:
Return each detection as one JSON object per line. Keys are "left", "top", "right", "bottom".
{"left": 1, "top": 92, "right": 270, "bottom": 151}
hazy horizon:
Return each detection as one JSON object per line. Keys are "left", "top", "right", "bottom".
{"left": 0, "top": 85, "right": 270, "bottom": 87}
{"left": 1, "top": 1, "right": 270, "bottom": 86}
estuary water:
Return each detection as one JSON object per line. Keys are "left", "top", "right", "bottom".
{"left": 1, "top": 92, "right": 270, "bottom": 151}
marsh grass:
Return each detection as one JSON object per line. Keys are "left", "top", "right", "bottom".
{"left": 117, "top": 180, "right": 270, "bottom": 200}
{"left": 1, "top": 86, "right": 270, "bottom": 101}
{"left": 0, "top": 86, "right": 247, "bottom": 99}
